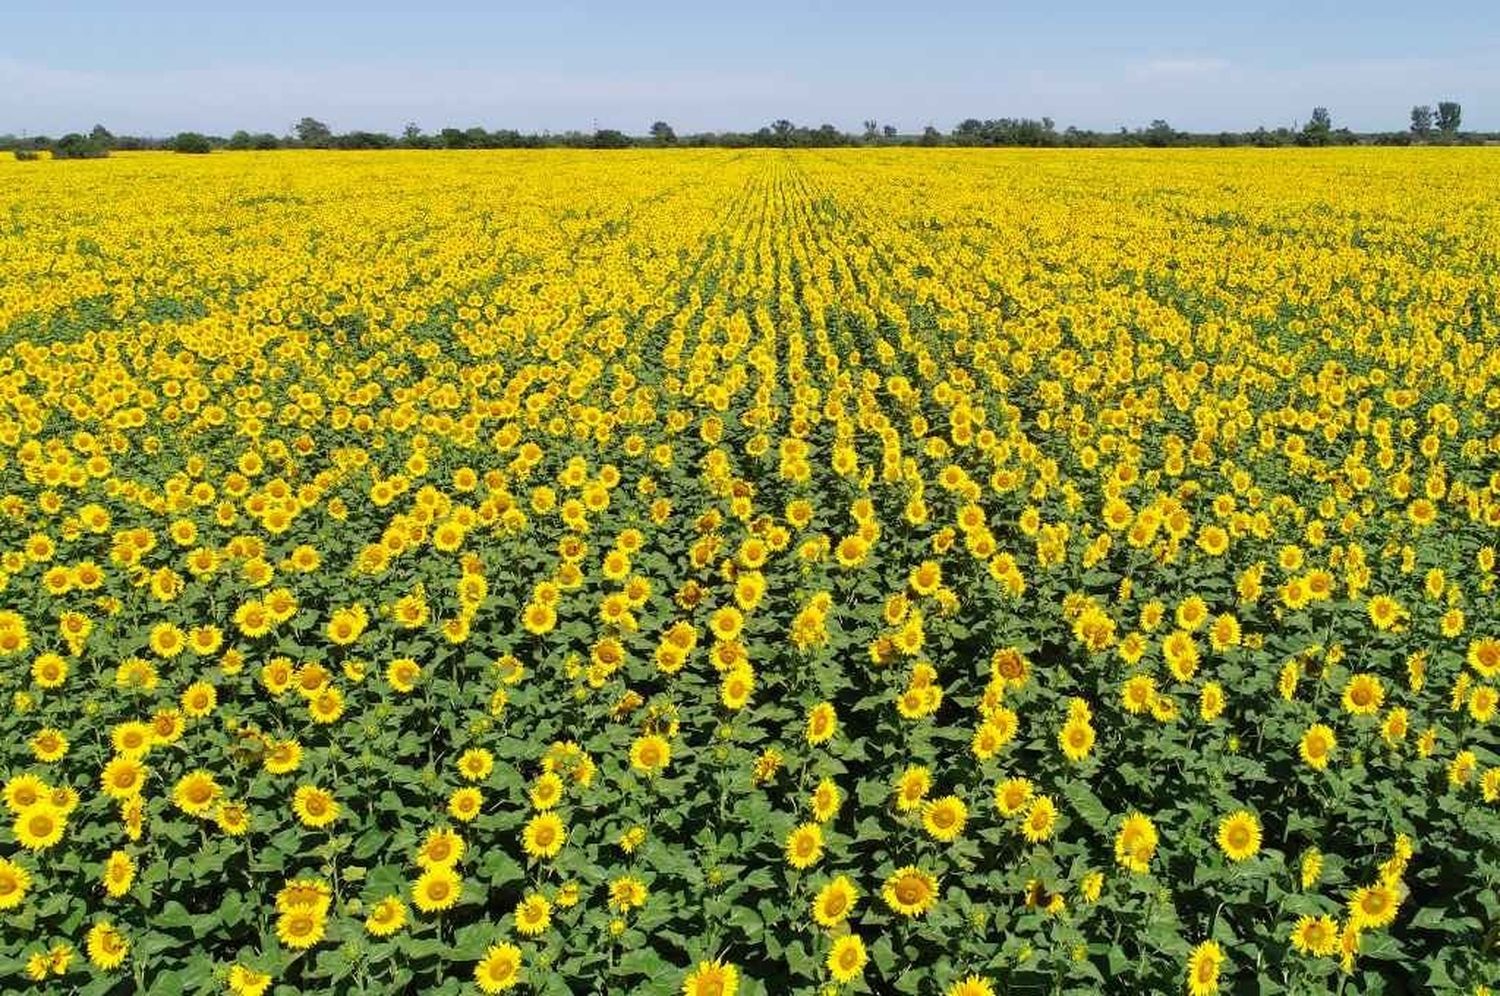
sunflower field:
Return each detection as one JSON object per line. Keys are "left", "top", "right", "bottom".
{"left": 1, "top": 148, "right": 1499, "bottom": 996}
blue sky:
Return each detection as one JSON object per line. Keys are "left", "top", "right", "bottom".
{"left": 2, "top": 1, "right": 1496, "bottom": 136}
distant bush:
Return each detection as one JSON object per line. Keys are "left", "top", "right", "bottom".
{"left": 591, "top": 129, "right": 631, "bottom": 149}
{"left": 52, "top": 133, "right": 110, "bottom": 159}
{"left": 228, "top": 130, "right": 284, "bottom": 151}
{"left": 171, "top": 132, "right": 213, "bottom": 154}
{"left": 13, "top": 149, "right": 40, "bottom": 161}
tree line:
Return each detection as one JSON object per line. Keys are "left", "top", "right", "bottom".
{"left": 5, "top": 104, "right": 1485, "bottom": 159}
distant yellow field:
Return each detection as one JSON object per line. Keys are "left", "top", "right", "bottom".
{"left": 2, "top": 149, "right": 1498, "bottom": 996}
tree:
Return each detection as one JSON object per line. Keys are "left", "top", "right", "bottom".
{"left": 1143, "top": 119, "right": 1175, "bottom": 147}
{"left": 89, "top": 124, "right": 114, "bottom": 148}
{"left": 227, "top": 130, "right": 253, "bottom": 151}
{"left": 1410, "top": 105, "right": 1434, "bottom": 139}
{"left": 1299, "top": 107, "right": 1332, "bottom": 146}
{"left": 952, "top": 117, "right": 1059, "bottom": 147}
{"left": 863, "top": 119, "right": 879, "bottom": 141}
{"left": 591, "top": 128, "right": 631, "bottom": 149}
{"left": 294, "top": 117, "right": 332, "bottom": 148}
{"left": 882, "top": 124, "right": 897, "bottom": 139}
{"left": 919, "top": 125, "right": 942, "bottom": 147}
{"left": 402, "top": 123, "right": 425, "bottom": 147}
{"left": 170, "top": 132, "right": 213, "bottom": 154}
{"left": 52, "top": 132, "right": 109, "bottom": 159}
{"left": 649, "top": 121, "right": 676, "bottom": 145}
{"left": 1436, "top": 101, "right": 1461, "bottom": 134}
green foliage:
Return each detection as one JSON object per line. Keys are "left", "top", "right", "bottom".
{"left": 170, "top": 133, "right": 213, "bottom": 155}
{"left": 51, "top": 133, "right": 110, "bottom": 159}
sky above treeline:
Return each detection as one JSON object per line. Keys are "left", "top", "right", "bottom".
{"left": 3, "top": 1, "right": 1496, "bottom": 137}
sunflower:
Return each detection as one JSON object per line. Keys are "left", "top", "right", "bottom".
{"left": 1299, "top": 724, "right": 1336, "bottom": 770}
{"left": 718, "top": 665, "right": 755, "bottom": 710}
{"left": 172, "top": 770, "right": 221, "bottom": 817}
{"left": 1186, "top": 940, "right": 1223, "bottom": 996}
{"left": 5, "top": 773, "right": 48, "bottom": 812}
{"left": 1199, "top": 682, "right": 1226, "bottom": 721}
{"left": 1300, "top": 848, "right": 1323, "bottom": 889}
{"left": 894, "top": 765, "right": 932, "bottom": 812}
{"left": 828, "top": 934, "right": 867, "bottom": 983}
{"left": 1162, "top": 630, "right": 1200, "bottom": 681}
{"left": 1216, "top": 810, "right": 1261, "bottom": 862}
{"left": 292, "top": 785, "right": 339, "bottom": 828}
{"left": 1469, "top": 637, "right": 1500, "bottom": 678}
{"left": 32, "top": 652, "right": 68, "bottom": 688}
{"left": 416, "top": 827, "right": 464, "bottom": 868}
{"left": 514, "top": 892, "right": 552, "bottom": 936}
{"left": 215, "top": 801, "right": 251, "bottom": 836}
{"left": 112, "top": 721, "right": 154, "bottom": 758}
{"left": 1114, "top": 812, "right": 1159, "bottom": 873}
{"left": 812, "top": 875, "right": 858, "bottom": 927}
{"left": 811, "top": 778, "right": 842, "bottom": 823}
{"left": 630, "top": 734, "right": 671, "bottom": 774}
{"left": 1347, "top": 881, "right": 1400, "bottom": 930}
{"left": 1290, "top": 914, "right": 1339, "bottom": 956}
{"left": 412, "top": 864, "right": 463, "bottom": 913}
{"left": 262, "top": 737, "right": 302, "bottom": 775}
{"left": 834, "top": 534, "right": 869, "bottom": 568}
{"left": 521, "top": 601, "right": 557, "bottom": 635}
{"left": 227, "top": 964, "right": 273, "bottom": 996}
{"left": 522, "top": 812, "right": 566, "bottom": 860}
{"left": 150, "top": 709, "right": 185, "bottom": 744}
{"left": 709, "top": 605, "right": 744, "bottom": 642}
{"left": 14, "top": 804, "right": 65, "bottom": 851}
{"left": 0, "top": 856, "right": 31, "bottom": 910}
{"left": 909, "top": 559, "right": 942, "bottom": 596}
{"left": 683, "top": 958, "right": 739, "bottom": 996}
{"left": 1122, "top": 674, "right": 1156, "bottom": 714}
{"left": 1059, "top": 716, "right": 1095, "bottom": 762}
{"left": 922, "top": 796, "right": 968, "bottom": 842}
{"left": 275, "top": 904, "right": 327, "bottom": 949}
{"left": 46, "top": 942, "right": 74, "bottom": 976}
{"left": 29, "top": 727, "right": 68, "bottom": 763}
{"left": 947, "top": 976, "right": 997, "bottom": 996}
{"left": 1341, "top": 673, "right": 1384, "bottom": 716}
{"left": 475, "top": 942, "right": 523, "bottom": 994}
{"left": 1468, "top": 685, "right": 1497, "bottom": 723}
{"left": 1366, "top": 594, "right": 1404, "bottom": 631}
{"left": 102, "top": 850, "right": 135, "bottom": 897}
{"left": 805, "top": 701, "right": 838, "bottom": 745}
{"left": 276, "top": 878, "right": 332, "bottom": 915}
{"left": 1020, "top": 795, "right": 1057, "bottom": 843}
{"left": 994, "top": 778, "right": 1034, "bottom": 817}
{"left": 180, "top": 680, "right": 217, "bottom": 718}
{"left": 448, "top": 786, "right": 483, "bottom": 822}
{"left": 365, "top": 896, "right": 407, "bottom": 937}
{"left": 387, "top": 657, "right": 422, "bottom": 693}
{"left": 882, "top": 865, "right": 939, "bottom": 917}
{"left": 458, "top": 748, "right": 494, "bottom": 782}
{"left": 785, "top": 822, "right": 824, "bottom": 869}
{"left": 233, "top": 600, "right": 274, "bottom": 638}
{"left": 85, "top": 920, "right": 129, "bottom": 970}
{"left": 609, "top": 875, "right": 649, "bottom": 911}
